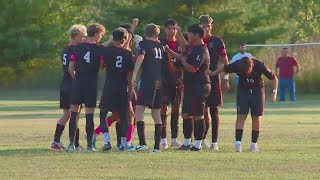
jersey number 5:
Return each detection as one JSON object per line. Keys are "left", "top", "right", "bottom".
{"left": 116, "top": 56, "right": 123, "bottom": 68}
{"left": 155, "top": 48, "right": 162, "bottom": 59}
{"left": 84, "top": 51, "right": 91, "bottom": 63}
{"left": 63, "top": 54, "right": 67, "bottom": 65}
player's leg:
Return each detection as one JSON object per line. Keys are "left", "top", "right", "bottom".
{"left": 278, "top": 79, "right": 286, "bottom": 101}
{"left": 202, "top": 107, "right": 211, "bottom": 148}
{"left": 66, "top": 104, "right": 81, "bottom": 152}
{"left": 235, "top": 114, "right": 248, "bottom": 152}
{"left": 126, "top": 90, "right": 137, "bottom": 149}
{"left": 191, "top": 114, "right": 205, "bottom": 151}
{"left": 151, "top": 108, "right": 162, "bottom": 152}
{"left": 74, "top": 105, "right": 82, "bottom": 151}
{"left": 160, "top": 104, "right": 169, "bottom": 149}
{"left": 52, "top": 109, "right": 70, "bottom": 149}
{"left": 289, "top": 79, "right": 296, "bottom": 101}
{"left": 170, "top": 103, "right": 181, "bottom": 147}
{"left": 99, "top": 108, "right": 112, "bottom": 151}
{"left": 250, "top": 116, "right": 261, "bottom": 152}
{"left": 179, "top": 88, "right": 193, "bottom": 150}
{"left": 85, "top": 107, "right": 96, "bottom": 152}
{"left": 209, "top": 106, "right": 219, "bottom": 151}
{"left": 134, "top": 105, "right": 148, "bottom": 151}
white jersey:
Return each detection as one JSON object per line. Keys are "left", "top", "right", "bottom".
{"left": 230, "top": 52, "right": 253, "bottom": 77}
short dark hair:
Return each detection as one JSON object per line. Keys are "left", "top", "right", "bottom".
{"left": 282, "top": 47, "right": 288, "bottom": 50}
{"left": 240, "top": 43, "right": 246, "bottom": 46}
{"left": 112, "top": 27, "right": 128, "bottom": 41}
{"left": 120, "top": 23, "right": 132, "bottom": 33}
{"left": 164, "top": 19, "right": 177, "bottom": 28}
{"left": 87, "top": 23, "right": 106, "bottom": 37}
{"left": 199, "top": 15, "right": 213, "bottom": 24}
{"left": 238, "top": 57, "right": 254, "bottom": 76}
{"left": 188, "top": 24, "right": 204, "bottom": 38}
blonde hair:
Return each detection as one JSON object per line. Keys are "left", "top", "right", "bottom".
{"left": 69, "top": 24, "right": 87, "bottom": 39}
{"left": 144, "top": 23, "right": 160, "bottom": 38}
{"left": 199, "top": 15, "right": 213, "bottom": 24}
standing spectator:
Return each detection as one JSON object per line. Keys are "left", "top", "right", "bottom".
{"left": 276, "top": 47, "right": 300, "bottom": 101}
{"left": 230, "top": 43, "right": 253, "bottom": 86}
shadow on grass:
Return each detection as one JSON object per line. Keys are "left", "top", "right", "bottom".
{"left": 0, "top": 148, "right": 62, "bottom": 157}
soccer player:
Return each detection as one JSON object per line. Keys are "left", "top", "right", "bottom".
{"left": 166, "top": 24, "right": 211, "bottom": 151}
{"left": 98, "top": 27, "right": 134, "bottom": 151}
{"left": 66, "top": 23, "right": 106, "bottom": 152}
{"left": 160, "top": 19, "right": 183, "bottom": 149}
{"left": 207, "top": 57, "right": 278, "bottom": 152}
{"left": 230, "top": 43, "right": 254, "bottom": 86}
{"left": 199, "top": 15, "right": 230, "bottom": 150}
{"left": 51, "top": 24, "right": 87, "bottom": 150}
{"left": 131, "top": 23, "right": 165, "bottom": 153}
{"left": 276, "top": 47, "right": 300, "bottom": 101}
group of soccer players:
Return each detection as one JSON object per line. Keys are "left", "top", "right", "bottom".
{"left": 51, "top": 14, "right": 278, "bottom": 153}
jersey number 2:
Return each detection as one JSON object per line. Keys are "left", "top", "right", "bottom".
{"left": 116, "top": 56, "right": 123, "bottom": 68}
{"left": 84, "top": 51, "right": 90, "bottom": 63}
{"left": 155, "top": 48, "right": 162, "bottom": 59}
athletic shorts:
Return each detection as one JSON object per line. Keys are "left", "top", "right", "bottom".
{"left": 182, "top": 83, "right": 211, "bottom": 116}
{"left": 162, "top": 82, "right": 182, "bottom": 105}
{"left": 137, "top": 80, "right": 162, "bottom": 109}
{"left": 59, "top": 83, "right": 72, "bottom": 109}
{"left": 206, "top": 78, "right": 222, "bottom": 107}
{"left": 237, "top": 87, "right": 265, "bottom": 116}
{"left": 99, "top": 86, "right": 129, "bottom": 112}
{"left": 70, "top": 78, "right": 98, "bottom": 108}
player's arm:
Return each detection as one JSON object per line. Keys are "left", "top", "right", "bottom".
{"left": 68, "top": 54, "right": 76, "bottom": 79}
{"left": 219, "top": 40, "right": 230, "bottom": 92}
{"left": 102, "top": 35, "right": 114, "bottom": 47}
{"left": 181, "top": 57, "right": 198, "bottom": 72}
{"left": 176, "top": 26, "right": 188, "bottom": 49}
{"left": 207, "top": 61, "right": 237, "bottom": 77}
{"left": 132, "top": 54, "right": 144, "bottom": 86}
{"left": 275, "top": 58, "right": 280, "bottom": 76}
{"left": 164, "top": 45, "right": 184, "bottom": 61}
{"left": 261, "top": 62, "right": 278, "bottom": 102}
{"left": 293, "top": 58, "right": 300, "bottom": 78}
{"left": 131, "top": 18, "right": 139, "bottom": 33}
{"left": 167, "top": 53, "right": 178, "bottom": 74}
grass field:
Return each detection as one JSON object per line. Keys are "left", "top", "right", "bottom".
{"left": 0, "top": 90, "right": 319, "bottom": 179}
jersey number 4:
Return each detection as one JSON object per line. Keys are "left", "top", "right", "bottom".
{"left": 116, "top": 56, "right": 123, "bottom": 68}
{"left": 154, "top": 48, "right": 162, "bottom": 59}
{"left": 84, "top": 51, "right": 91, "bottom": 63}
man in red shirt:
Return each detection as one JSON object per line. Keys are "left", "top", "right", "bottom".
{"left": 276, "top": 48, "right": 300, "bottom": 101}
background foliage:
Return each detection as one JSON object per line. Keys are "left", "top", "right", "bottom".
{"left": 0, "top": 0, "right": 319, "bottom": 92}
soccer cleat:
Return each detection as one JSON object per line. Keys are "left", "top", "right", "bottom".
{"left": 190, "top": 146, "right": 201, "bottom": 151}
{"left": 209, "top": 143, "right": 219, "bottom": 151}
{"left": 51, "top": 142, "right": 65, "bottom": 150}
{"left": 135, "top": 145, "right": 148, "bottom": 151}
{"left": 86, "top": 146, "right": 97, "bottom": 153}
{"left": 235, "top": 141, "right": 242, "bottom": 152}
{"left": 65, "top": 144, "right": 75, "bottom": 152}
{"left": 75, "top": 145, "right": 83, "bottom": 152}
{"left": 161, "top": 142, "right": 169, "bottom": 150}
{"left": 102, "top": 143, "right": 112, "bottom": 152}
{"left": 92, "top": 138, "right": 97, "bottom": 150}
{"left": 151, "top": 149, "right": 161, "bottom": 153}
{"left": 170, "top": 141, "right": 181, "bottom": 148}
{"left": 250, "top": 143, "right": 259, "bottom": 152}
{"left": 125, "top": 144, "right": 136, "bottom": 152}
{"left": 202, "top": 139, "right": 210, "bottom": 149}
{"left": 178, "top": 145, "right": 191, "bottom": 151}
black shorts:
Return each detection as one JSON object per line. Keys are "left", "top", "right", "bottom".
{"left": 237, "top": 87, "right": 265, "bottom": 116}
{"left": 206, "top": 78, "right": 222, "bottom": 107}
{"left": 137, "top": 80, "right": 162, "bottom": 109}
{"left": 70, "top": 79, "right": 98, "bottom": 108}
{"left": 162, "top": 83, "right": 182, "bottom": 106}
{"left": 182, "top": 83, "right": 211, "bottom": 116}
{"left": 99, "top": 86, "right": 129, "bottom": 112}
{"left": 59, "top": 83, "right": 71, "bottom": 109}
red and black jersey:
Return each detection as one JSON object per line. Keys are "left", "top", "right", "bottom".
{"left": 71, "top": 42, "right": 103, "bottom": 79}
{"left": 138, "top": 39, "right": 165, "bottom": 83}
{"left": 225, "top": 59, "right": 275, "bottom": 89}
{"left": 204, "top": 35, "right": 227, "bottom": 90}
{"left": 102, "top": 46, "right": 134, "bottom": 89}
{"left": 184, "top": 44, "right": 210, "bottom": 87}
{"left": 160, "top": 38, "right": 183, "bottom": 87}
{"left": 61, "top": 45, "right": 74, "bottom": 84}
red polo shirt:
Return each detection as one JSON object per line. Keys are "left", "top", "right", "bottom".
{"left": 276, "top": 56, "right": 299, "bottom": 79}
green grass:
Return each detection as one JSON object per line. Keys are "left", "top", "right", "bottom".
{"left": 0, "top": 90, "right": 319, "bottom": 179}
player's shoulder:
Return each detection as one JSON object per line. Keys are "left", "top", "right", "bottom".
{"left": 62, "top": 45, "right": 74, "bottom": 53}
{"left": 159, "top": 38, "right": 167, "bottom": 45}
{"left": 211, "top": 35, "right": 223, "bottom": 41}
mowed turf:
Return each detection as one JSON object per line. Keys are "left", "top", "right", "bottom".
{"left": 0, "top": 91, "right": 319, "bottom": 179}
